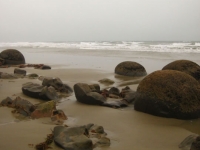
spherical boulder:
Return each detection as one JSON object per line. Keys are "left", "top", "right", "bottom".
{"left": 0, "top": 49, "right": 25, "bottom": 65}
{"left": 162, "top": 60, "right": 200, "bottom": 82}
{"left": 134, "top": 70, "right": 200, "bottom": 120}
{"left": 115, "top": 61, "right": 147, "bottom": 77}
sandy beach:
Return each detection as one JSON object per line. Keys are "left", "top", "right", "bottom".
{"left": 1, "top": 47, "right": 200, "bottom": 150}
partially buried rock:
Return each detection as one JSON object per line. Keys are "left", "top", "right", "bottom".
{"left": 74, "top": 83, "right": 106, "bottom": 105}
{"left": 22, "top": 82, "right": 59, "bottom": 100}
{"left": 54, "top": 125, "right": 93, "bottom": 150}
{"left": 162, "top": 59, "right": 200, "bottom": 82}
{"left": 0, "top": 49, "right": 25, "bottom": 65}
{"left": 98, "top": 78, "right": 115, "bottom": 85}
{"left": 27, "top": 73, "right": 39, "bottom": 79}
{"left": 120, "top": 86, "right": 136, "bottom": 103}
{"left": 134, "top": 70, "right": 200, "bottom": 119}
{"left": 14, "top": 68, "right": 26, "bottom": 76}
{"left": 1, "top": 96, "right": 35, "bottom": 117}
{"left": 115, "top": 61, "right": 147, "bottom": 77}
{"left": 0, "top": 72, "right": 18, "bottom": 79}
{"left": 41, "top": 65, "right": 51, "bottom": 70}
{"left": 51, "top": 109, "right": 67, "bottom": 125}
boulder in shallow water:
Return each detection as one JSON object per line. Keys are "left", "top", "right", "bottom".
{"left": 115, "top": 61, "right": 147, "bottom": 77}
{"left": 134, "top": 70, "right": 200, "bottom": 119}
{"left": 162, "top": 59, "right": 200, "bottom": 82}
{"left": 0, "top": 49, "right": 25, "bottom": 65}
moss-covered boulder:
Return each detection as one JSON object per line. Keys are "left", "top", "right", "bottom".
{"left": 134, "top": 70, "right": 200, "bottom": 119}
{"left": 115, "top": 61, "right": 147, "bottom": 77}
{"left": 0, "top": 49, "right": 25, "bottom": 65}
{"left": 162, "top": 60, "right": 200, "bottom": 82}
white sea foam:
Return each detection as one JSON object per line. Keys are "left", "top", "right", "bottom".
{"left": 0, "top": 41, "right": 200, "bottom": 53}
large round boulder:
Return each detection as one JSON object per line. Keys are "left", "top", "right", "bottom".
{"left": 0, "top": 49, "right": 25, "bottom": 65}
{"left": 134, "top": 70, "right": 200, "bottom": 119}
{"left": 115, "top": 61, "right": 147, "bottom": 77}
{"left": 162, "top": 60, "right": 200, "bottom": 82}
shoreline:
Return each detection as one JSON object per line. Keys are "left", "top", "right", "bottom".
{"left": 1, "top": 48, "right": 200, "bottom": 149}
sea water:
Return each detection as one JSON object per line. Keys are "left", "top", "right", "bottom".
{"left": 0, "top": 41, "right": 200, "bottom": 53}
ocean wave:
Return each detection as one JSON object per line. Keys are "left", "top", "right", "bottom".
{"left": 0, "top": 41, "right": 200, "bottom": 53}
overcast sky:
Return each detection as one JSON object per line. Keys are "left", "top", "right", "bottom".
{"left": 0, "top": 0, "right": 199, "bottom": 42}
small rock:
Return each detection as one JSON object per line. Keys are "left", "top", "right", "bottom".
{"left": 14, "top": 68, "right": 26, "bottom": 75}
{"left": 98, "top": 78, "right": 115, "bottom": 85}
{"left": 27, "top": 73, "right": 39, "bottom": 79}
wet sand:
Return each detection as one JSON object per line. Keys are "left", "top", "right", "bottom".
{"left": 0, "top": 48, "right": 200, "bottom": 150}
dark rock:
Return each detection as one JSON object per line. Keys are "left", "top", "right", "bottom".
{"left": 53, "top": 125, "right": 93, "bottom": 150}
{"left": 0, "top": 49, "right": 25, "bottom": 65}
{"left": 74, "top": 83, "right": 106, "bottom": 105}
{"left": 42, "top": 77, "right": 73, "bottom": 94}
{"left": 121, "top": 86, "right": 136, "bottom": 103}
{"left": 53, "top": 124, "right": 110, "bottom": 150}
{"left": 0, "top": 58, "right": 5, "bottom": 65}
{"left": 115, "top": 61, "right": 147, "bottom": 77}
{"left": 14, "top": 68, "right": 26, "bottom": 75}
{"left": 51, "top": 109, "right": 67, "bottom": 125}
{"left": 41, "top": 65, "right": 51, "bottom": 70}
{"left": 22, "top": 82, "right": 59, "bottom": 100}
{"left": 108, "top": 87, "right": 120, "bottom": 96}
{"left": 162, "top": 60, "right": 200, "bottom": 82}
{"left": 1, "top": 96, "right": 35, "bottom": 117}
{"left": 191, "top": 136, "right": 200, "bottom": 150}
{"left": 0, "top": 97, "right": 13, "bottom": 106}
{"left": 134, "top": 70, "right": 200, "bottom": 119}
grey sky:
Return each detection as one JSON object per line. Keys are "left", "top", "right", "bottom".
{"left": 0, "top": 0, "right": 199, "bottom": 42}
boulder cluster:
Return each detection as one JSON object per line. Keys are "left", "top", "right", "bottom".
{"left": 1, "top": 48, "right": 200, "bottom": 150}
